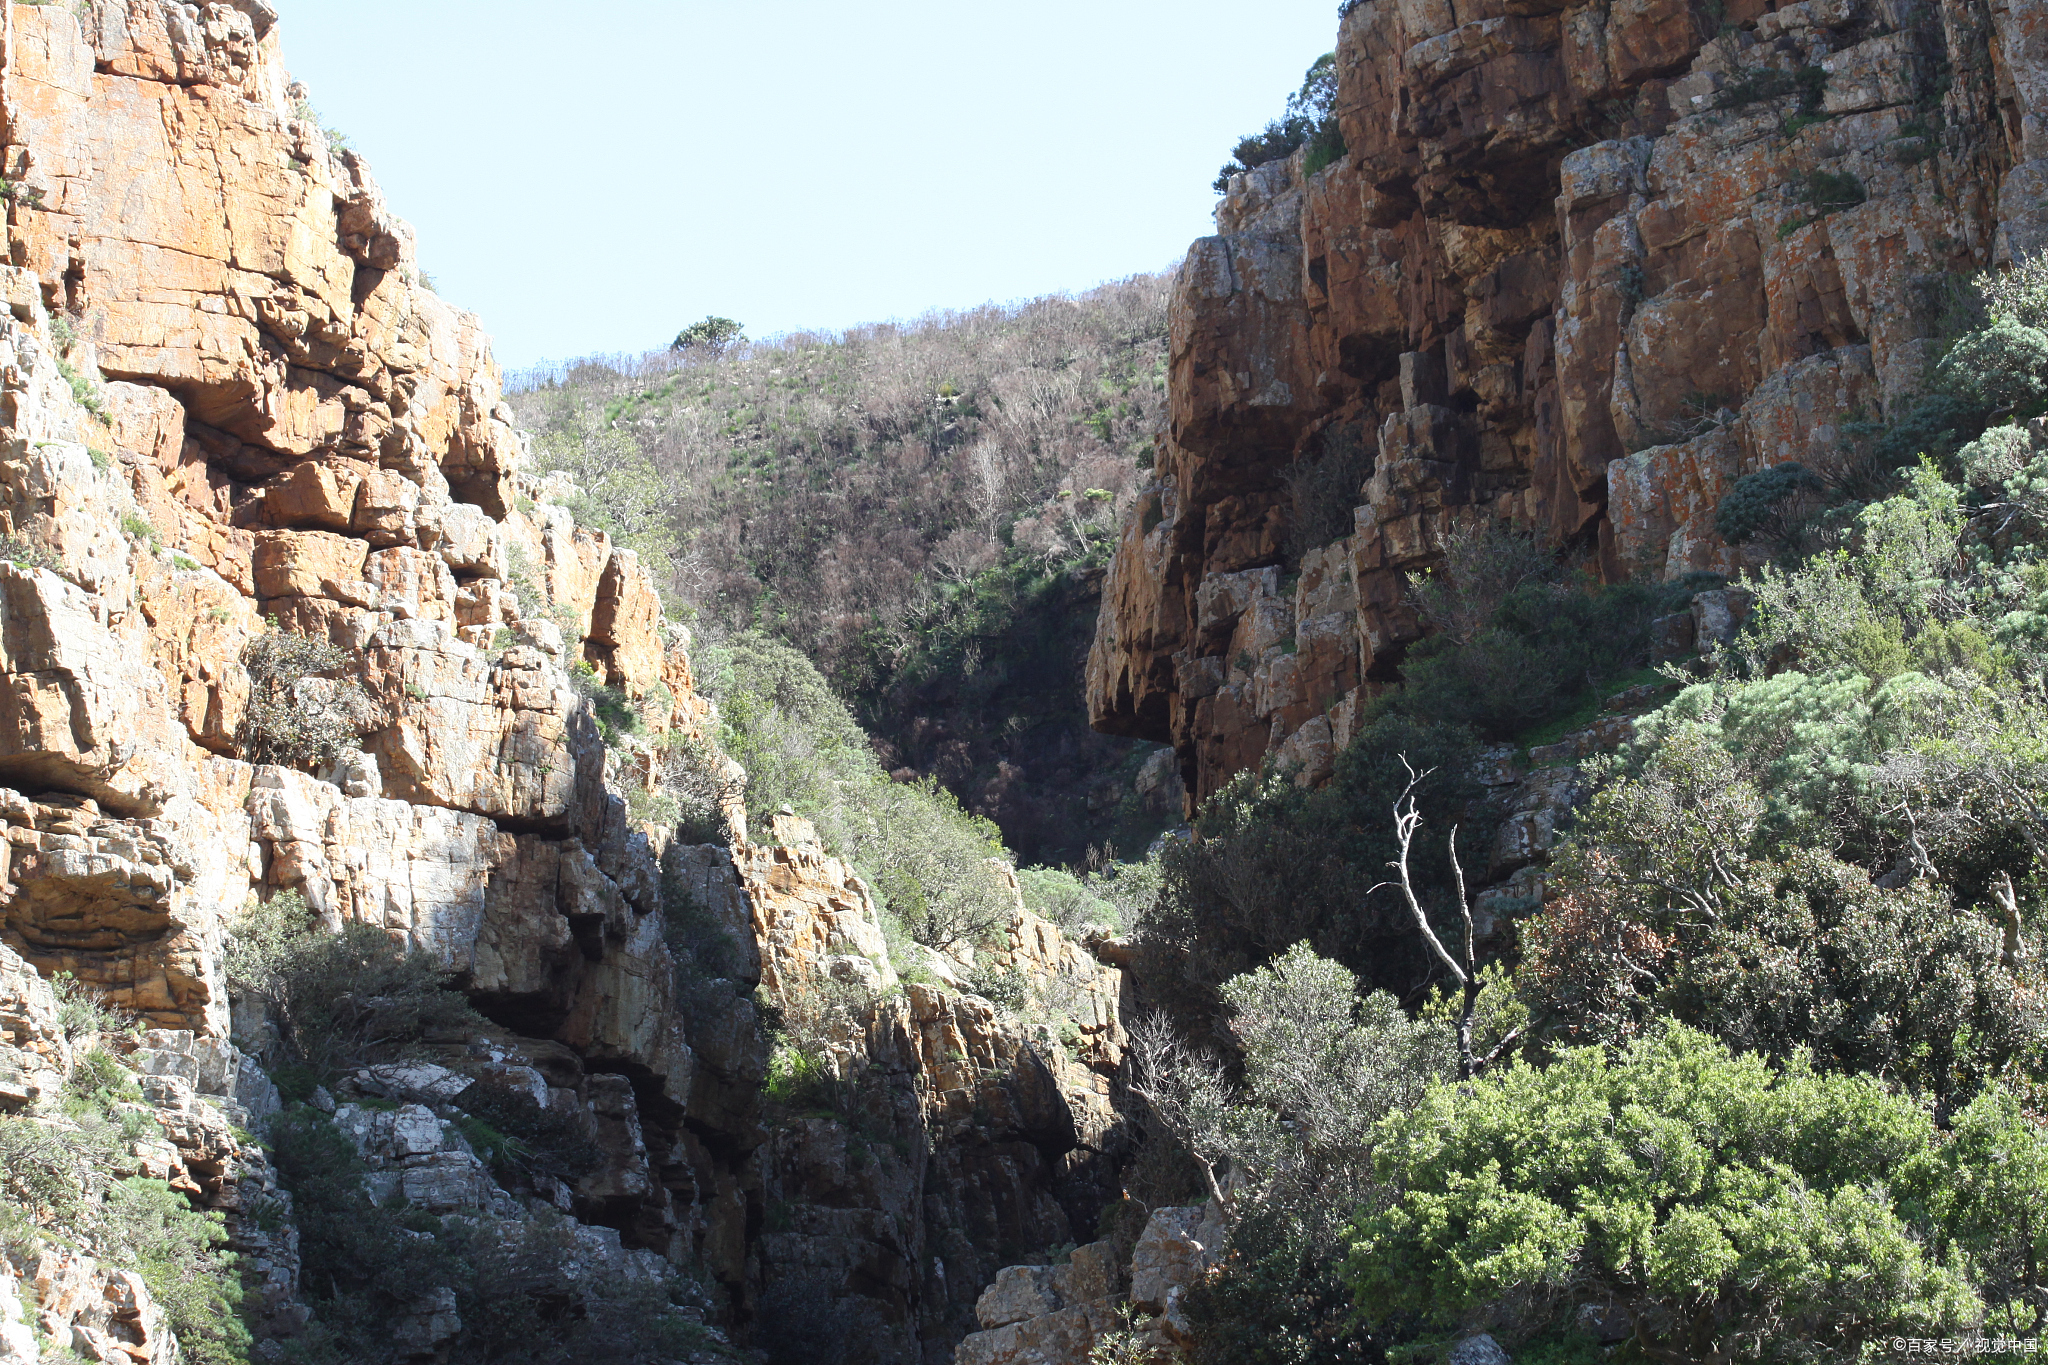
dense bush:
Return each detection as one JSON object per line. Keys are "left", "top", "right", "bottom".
{"left": 451, "top": 1078, "right": 603, "bottom": 1185}
{"left": 1344, "top": 1025, "right": 2014, "bottom": 1356}
{"left": 239, "top": 628, "right": 377, "bottom": 769}
{"left": 1015, "top": 865, "right": 1120, "bottom": 935}
{"left": 1133, "top": 945, "right": 1452, "bottom": 1363}
{"left": 1713, "top": 459, "right": 1826, "bottom": 550}
{"left": 1381, "top": 524, "right": 1690, "bottom": 740}
{"left": 105, "top": 1176, "right": 251, "bottom": 1365}
{"left": 1141, "top": 714, "right": 1484, "bottom": 1031}
{"left": 1522, "top": 689, "right": 2047, "bottom": 1104}
{"left": 225, "top": 890, "right": 479, "bottom": 1084}
{"left": 1213, "top": 53, "right": 1345, "bottom": 190}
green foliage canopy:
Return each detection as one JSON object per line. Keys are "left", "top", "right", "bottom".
{"left": 1344, "top": 1025, "right": 1994, "bottom": 1357}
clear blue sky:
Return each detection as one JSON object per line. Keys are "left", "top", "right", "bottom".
{"left": 279, "top": 2, "right": 1340, "bottom": 372}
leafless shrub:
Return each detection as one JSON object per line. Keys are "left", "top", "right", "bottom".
{"left": 239, "top": 630, "right": 377, "bottom": 769}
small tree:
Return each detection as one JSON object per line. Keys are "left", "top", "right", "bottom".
{"left": 1129, "top": 945, "right": 1453, "bottom": 1365}
{"left": 1213, "top": 53, "right": 1345, "bottom": 190}
{"left": 1127, "top": 942, "right": 1451, "bottom": 1214}
{"left": 669, "top": 315, "right": 744, "bottom": 354}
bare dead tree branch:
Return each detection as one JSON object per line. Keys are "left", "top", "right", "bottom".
{"left": 1381, "top": 754, "right": 1493, "bottom": 1079}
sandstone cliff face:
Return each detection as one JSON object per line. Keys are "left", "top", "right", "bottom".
{"left": 1089, "top": 0, "right": 2031, "bottom": 805}
{"left": 0, "top": 6, "right": 1128, "bottom": 1362}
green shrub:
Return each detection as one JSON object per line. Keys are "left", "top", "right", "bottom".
{"left": 1015, "top": 865, "right": 1120, "bottom": 935}
{"left": 1799, "top": 167, "right": 1866, "bottom": 215}
{"left": 1732, "top": 464, "right": 1967, "bottom": 677}
{"left": 51, "top": 970, "right": 122, "bottom": 1040}
{"left": 1134, "top": 945, "right": 1454, "bottom": 1363}
{"left": 450, "top": 1079, "right": 601, "bottom": 1185}
{"left": 0, "top": 1071, "right": 247, "bottom": 1365}
{"left": 1938, "top": 1084, "right": 2048, "bottom": 1330}
{"left": 238, "top": 629, "right": 376, "bottom": 769}
{"left": 1080, "top": 856, "right": 1162, "bottom": 933}
{"left": 1936, "top": 316, "right": 2048, "bottom": 415}
{"left": 47, "top": 317, "right": 109, "bottom": 422}
{"left": 762, "top": 973, "right": 878, "bottom": 1114}
{"left": 1720, "top": 257, "right": 2048, "bottom": 536}
{"left": 669, "top": 316, "right": 745, "bottom": 354}
{"left": 569, "top": 659, "right": 638, "bottom": 746}
{"left": 1959, "top": 423, "right": 2035, "bottom": 490}
{"left": 225, "top": 891, "right": 479, "bottom": 1084}
{"left": 531, "top": 410, "right": 678, "bottom": 580}
{"left": 701, "top": 630, "right": 1019, "bottom": 952}
{"left": 763, "top": 1044, "right": 842, "bottom": 1114}
{"left": 1713, "top": 459, "right": 1827, "bottom": 552}
{"left": 103, "top": 1177, "right": 250, "bottom": 1365}
{"left": 1344, "top": 1025, "right": 1989, "bottom": 1354}
{"left": 63, "top": 1045, "right": 142, "bottom": 1114}
{"left": 290, "top": 97, "right": 350, "bottom": 152}
{"left": 654, "top": 731, "right": 742, "bottom": 844}
{"left": 1526, "top": 698, "right": 2048, "bottom": 1103}
{"left": 1214, "top": 54, "right": 1341, "bottom": 191}
{"left": 1660, "top": 847, "right": 2043, "bottom": 1105}
{"left": 1380, "top": 573, "right": 1671, "bottom": 741}
{"left": 1179, "top": 1192, "right": 1381, "bottom": 1365}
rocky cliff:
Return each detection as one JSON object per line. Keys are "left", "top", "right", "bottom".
{"left": 0, "top": 5, "right": 1126, "bottom": 1363}
{"left": 1088, "top": 0, "right": 2032, "bottom": 805}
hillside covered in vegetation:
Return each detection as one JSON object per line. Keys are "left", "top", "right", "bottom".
{"left": 504, "top": 281, "right": 1179, "bottom": 863}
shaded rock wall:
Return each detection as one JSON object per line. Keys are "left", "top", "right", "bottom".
{"left": 731, "top": 815, "right": 1128, "bottom": 1360}
{"left": 1088, "top": 0, "right": 2034, "bottom": 805}
{"left": 0, "top": 5, "right": 1130, "bottom": 1362}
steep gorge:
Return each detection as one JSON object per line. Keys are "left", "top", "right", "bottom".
{"left": 4, "top": 0, "right": 2045, "bottom": 1360}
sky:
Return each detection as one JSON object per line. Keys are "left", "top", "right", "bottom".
{"left": 279, "top": 2, "right": 1340, "bottom": 374}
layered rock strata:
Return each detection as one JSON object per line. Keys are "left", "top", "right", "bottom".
{"left": 0, "top": 5, "right": 1131, "bottom": 1362}
{"left": 1088, "top": 0, "right": 2032, "bottom": 806}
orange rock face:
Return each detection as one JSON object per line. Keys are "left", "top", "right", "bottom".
{"left": 0, "top": 0, "right": 692, "bottom": 1116}
{"left": 1090, "top": 0, "right": 2030, "bottom": 806}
